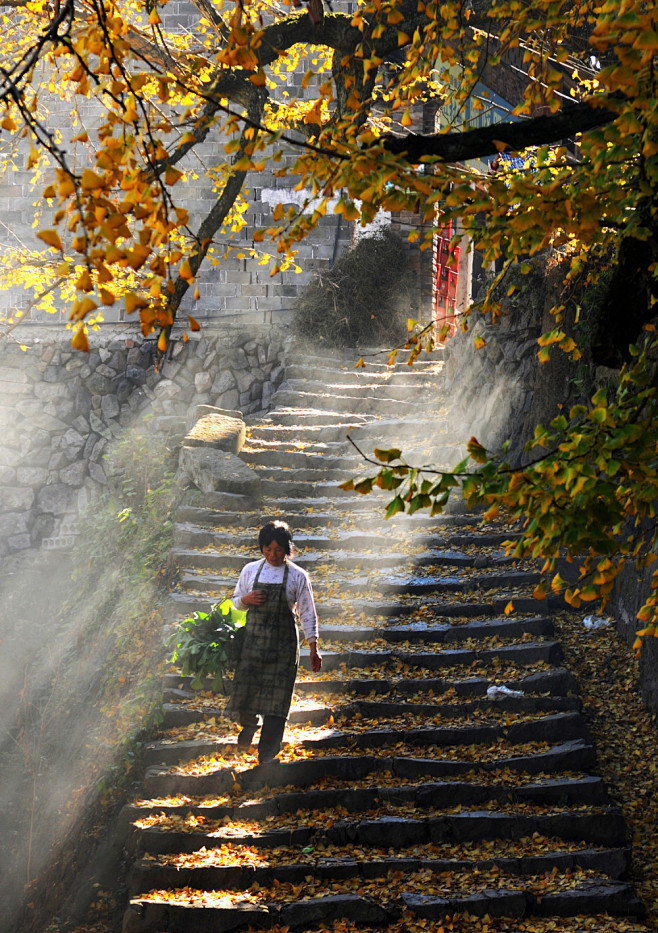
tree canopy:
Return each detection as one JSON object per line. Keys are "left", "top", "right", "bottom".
{"left": 1, "top": 0, "right": 658, "bottom": 636}
{"left": 0, "top": 0, "right": 654, "bottom": 347}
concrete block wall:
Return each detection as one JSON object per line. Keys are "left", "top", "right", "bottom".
{"left": 0, "top": 0, "right": 438, "bottom": 332}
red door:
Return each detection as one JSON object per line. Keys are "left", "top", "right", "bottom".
{"left": 434, "top": 219, "right": 460, "bottom": 336}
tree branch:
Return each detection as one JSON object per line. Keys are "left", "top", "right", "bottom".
{"left": 380, "top": 98, "right": 618, "bottom": 163}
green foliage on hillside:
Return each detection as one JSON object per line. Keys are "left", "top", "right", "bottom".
{"left": 6, "top": 427, "right": 179, "bottom": 930}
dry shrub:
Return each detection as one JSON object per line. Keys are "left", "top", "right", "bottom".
{"left": 292, "top": 229, "right": 414, "bottom": 347}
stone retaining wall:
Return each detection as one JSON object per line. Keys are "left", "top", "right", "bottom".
{"left": 0, "top": 325, "right": 287, "bottom": 561}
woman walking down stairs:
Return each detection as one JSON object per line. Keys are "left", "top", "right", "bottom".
{"left": 122, "top": 348, "right": 648, "bottom": 933}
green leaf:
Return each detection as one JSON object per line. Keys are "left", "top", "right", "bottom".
{"left": 385, "top": 495, "right": 405, "bottom": 518}
{"left": 373, "top": 447, "right": 402, "bottom": 463}
{"left": 354, "top": 477, "right": 375, "bottom": 495}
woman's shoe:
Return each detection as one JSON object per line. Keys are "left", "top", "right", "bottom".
{"left": 237, "top": 727, "right": 256, "bottom": 748}
{"left": 258, "top": 752, "right": 280, "bottom": 765}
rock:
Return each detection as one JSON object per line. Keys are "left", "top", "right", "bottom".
{"left": 87, "top": 373, "right": 115, "bottom": 395}
{"left": 60, "top": 460, "right": 88, "bottom": 486}
{"left": 211, "top": 370, "right": 237, "bottom": 395}
{"left": 154, "top": 379, "right": 179, "bottom": 399}
{"left": 217, "top": 388, "right": 240, "bottom": 411}
{"left": 101, "top": 394, "right": 120, "bottom": 420}
{"left": 152, "top": 415, "right": 187, "bottom": 439}
{"left": 0, "top": 448, "right": 23, "bottom": 468}
{"left": 262, "top": 380, "right": 274, "bottom": 408}
{"left": 402, "top": 890, "right": 527, "bottom": 919}
{"left": 116, "top": 379, "right": 133, "bottom": 403}
{"left": 236, "top": 368, "right": 257, "bottom": 393}
{"left": 0, "top": 486, "right": 35, "bottom": 512}
{"left": 179, "top": 447, "right": 261, "bottom": 498}
{"left": 33, "top": 381, "right": 68, "bottom": 399}
{"left": 88, "top": 461, "right": 108, "bottom": 484}
{"left": 194, "top": 404, "right": 244, "bottom": 423}
{"left": 61, "top": 428, "right": 87, "bottom": 459}
{"left": 90, "top": 438, "right": 107, "bottom": 462}
{"left": 280, "top": 895, "right": 387, "bottom": 927}
{"left": 89, "top": 412, "right": 113, "bottom": 440}
{"left": 0, "top": 512, "right": 30, "bottom": 536}
{"left": 184, "top": 413, "right": 246, "bottom": 454}
{"left": 160, "top": 359, "right": 181, "bottom": 380}
{"left": 73, "top": 415, "right": 91, "bottom": 435}
{"left": 125, "top": 366, "right": 147, "bottom": 385}
{"left": 194, "top": 372, "right": 213, "bottom": 393}
{"left": 16, "top": 467, "right": 49, "bottom": 486}
{"left": 36, "top": 483, "right": 77, "bottom": 514}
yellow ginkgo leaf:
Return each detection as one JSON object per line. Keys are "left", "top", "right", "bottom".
{"left": 71, "top": 327, "right": 89, "bottom": 352}
{"left": 179, "top": 259, "right": 195, "bottom": 283}
{"left": 37, "top": 229, "right": 63, "bottom": 251}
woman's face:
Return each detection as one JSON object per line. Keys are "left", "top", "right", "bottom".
{"left": 262, "top": 540, "right": 287, "bottom": 566}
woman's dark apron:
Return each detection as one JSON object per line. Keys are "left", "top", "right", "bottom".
{"left": 226, "top": 560, "right": 300, "bottom": 720}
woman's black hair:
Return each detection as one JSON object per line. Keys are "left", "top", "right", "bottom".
{"left": 259, "top": 520, "right": 293, "bottom": 555}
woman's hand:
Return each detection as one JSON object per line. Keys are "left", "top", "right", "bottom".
{"left": 242, "top": 589, "right": 267, "bottom": 606}
{"left": 309, "top": 641, "right": 322, "bottom": 673}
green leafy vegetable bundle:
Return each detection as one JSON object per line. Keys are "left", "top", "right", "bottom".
{"left": 166, "top": 599, "right": 246, "bottom": 692}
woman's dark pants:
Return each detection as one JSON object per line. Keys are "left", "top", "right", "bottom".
{"left": 237, "top": 712, "right": 286, "bottom": 763}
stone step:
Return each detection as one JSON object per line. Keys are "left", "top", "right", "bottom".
{"left": 173, "top": 503, "right": 471, "bottom": 530}
{"left": 257, "top": 406, "right": 376, "bottom": 427}
{"left": 280, "top": 378, "right": 438, "bottom": 402}
{"left": 127, "top": 848, "right": 635, "bottom": 915}
{"left": 383, "top": 615, "right": 554, "bottom": 643}
{"left": 294, "top": 667, "right": 579, "bottom": 698}
{"left": 284, "top": 362, "right": 444, "bottom": 383}
{"left": 156, "top": 691, "right": 582, "bottom": 734}
{"left": 165, "top": 668, "right": 579, "bottom": 709}
{"left": 171, "top": 543, "right": 515, "bottom": 572}
{"left": 295, "top": 714, "right": 588, "bottom": 752}
{"left": 123, "top": 879, "right": 643, "bottom": 932}
{"left": 270, "top": 389, "right": 421, "bottom": 415}
{"left": 165, "top": 612, "right": 553, "bottom": 655}
{"left": 241, "top": 446, "right": 363, "bottom": 469}
{"left": 158, "top": 700, "right": 332, "bottom": 730}
{"left": 146, "top": 710, "right": 589, "bottom": 764}
{"left": 127, "top": 846, "right": 631, "bottom": 900}
{"left": 164, "top": 592, "right": 561, "bottom": 622}
{"left": 402, "top": 883, "right": 643, "bottom": 922}
{"left": 142, "top": 741, "right": 598, "bottom": 796}
{"left": 171, "top": 522, "right": 477, "bottom": 551}
{"left": 250, "top": 464, "right": 364, "bottom": 483}
{"left": 127, "top": 773, "right": 608, "bottom": 823}
{"left": 247, "top": 423, "right": 357, "bottom": 442}
{"left": 128, "top": 804, "right": 627, "bottom": 856}
{"left": 164, "top": 642, "right": 564, "bottom": 673}
{"left": 174, "top": 567, "right": 542, "bottom": 597}
{"left": 258, "top": 478, "right": 392, "bottom": 499}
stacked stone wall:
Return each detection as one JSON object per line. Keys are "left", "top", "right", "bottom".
{"left": 0, "top": 325, "right": 287, "bottom": 562}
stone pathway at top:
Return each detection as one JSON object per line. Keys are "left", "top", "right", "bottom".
{"left": 121, "top": 347, "right": 650, "bottom": 933}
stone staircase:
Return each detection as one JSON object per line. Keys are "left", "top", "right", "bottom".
{"left": 121, "top": 347, "right": 648, "bottom": 932}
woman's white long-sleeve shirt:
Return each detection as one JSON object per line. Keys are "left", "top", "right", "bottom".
{"left": 231, "top": 558, "right": 319, "bottom": 643}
